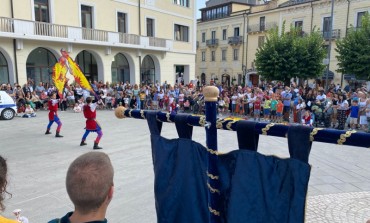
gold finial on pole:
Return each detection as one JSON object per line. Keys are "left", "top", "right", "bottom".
{"left": 203, "top": 86, "right": 220, "bottom": 102}
{"left": 115, "top": 106, "right": 127, "bottom": 119}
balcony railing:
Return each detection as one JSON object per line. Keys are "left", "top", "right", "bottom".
{"left": 149, "top": 37, "right": 166, "bottom": 47}
{"left": 323, "top": 29, "right": 341, "bottom": 40}
{"left": 248, "top": 22, "right": 277, "bottom": 33}
{"left": 119, "top": 33, "right": 140, "bottom": 45}
{"left": 34, "top": 22, "right": 68, "bottom": 38}
{"left": 228, "top": 36, "right": 243, "bottom": 45}
{"left": 0, "top": 17, "right": 173, "bottom": 51}
{"left": 82, "top": 28, "right": 108, "bottom": 42}
{"left": 0, "top": 17, "right": 13, "bottom": 32}
{"left": 206, "top": 39, "right": 219, "bottom": 47}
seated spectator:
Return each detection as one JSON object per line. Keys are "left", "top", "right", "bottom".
{"left": 105, "top": 94, "right": 112, "bottom": 110}
{"left": 302, "top": 110, "right": 313, "bottom": 126}
{"left": 22, "top": 104, "right": 36, "bottom": 118}
{"left": 31, "top": 91, "right": 43, "bottom": 110}
{"left": 48, "top": 152, "right": 114, "bottom": 223}
{"left": 0, "top": 156, "right": 18, "bottom": 223}
{"left": 67, "top": 91, "right": 75, "bottom": 109}
{"left": 73, "top": 103, "right": 82, "bottom": 113}
{"left": 40, "top": 90, "right": 49, "bottom": 109}
{"left": 97, "top": 94, "right": 105, "bottom": 110}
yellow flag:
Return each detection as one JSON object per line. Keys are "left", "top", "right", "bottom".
{"left": 52, "top": 62, "right": 68, "bottom": 98}
{"left": 66, "top": 56, "right": 94, "bottom": 94}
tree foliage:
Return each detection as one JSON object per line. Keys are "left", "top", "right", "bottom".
{"left": 255, "top": 23, "right": 326, "bottom": 85}
{"left": 336, "top": 13, "right": 370, "bottom": 80}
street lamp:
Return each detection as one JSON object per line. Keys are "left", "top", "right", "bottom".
{"left": 325, "top": 0, "right": 335, "bottom": 91}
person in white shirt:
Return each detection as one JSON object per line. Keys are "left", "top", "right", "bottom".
{"left": 316, "top": 90, "right": 327, "bottom": 102}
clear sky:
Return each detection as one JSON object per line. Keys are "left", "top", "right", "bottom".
{"left": 196, "top": 0, "right": 206, "bottom": 18}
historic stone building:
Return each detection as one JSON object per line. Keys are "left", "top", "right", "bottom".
{"left": 197, "top": 0, "right": 370, "bottom": 87}
{"left": 0, "top": 0, "right": 196, "bottom": 86}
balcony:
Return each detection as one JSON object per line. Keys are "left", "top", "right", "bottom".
{"left": 206, "top": 39, "right": 218, "bottom": 47}
{"left": 0, "top": 16, "right": 172, "bottom": 51}
{"left": 228, "top": 36, "right": 243, "bottom": 45}
{"left": 248, "top": 22, "right": 277, "bottom": 33}
{"left": 119, "top": 33, "right": 140, "bottom": 45}
{"left": 323, "top": 29, "right": 341, "bottom": 40}
{"left": 149, "top": 37, "right": 167, "bottom": 47}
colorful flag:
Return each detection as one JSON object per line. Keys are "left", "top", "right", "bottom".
{"left": 52, "top": 60, "right": 68, "bottom": 98}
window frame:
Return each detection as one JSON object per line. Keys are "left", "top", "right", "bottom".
{"left": 173, "top": 0, "right": 190, "bottom": 8}
{"left": 174, "top": 24, "right": 189, "bottom": 42}
{"left": 222, "top": 29, "right": 227, "bottom": 40}
{"left": 117, "top": 11, "right": 128, "bottom": 33}
{"left": 202, "top": 32, "right": 206, "bottom": 42}
{"left": 233, "top": 49, "right": 239, "bottom": 61}
{"left": 201, "top": 51, "right": 206, "bottom": 62}
{"left": 221, "top": 49, "right": 227, "bottom": 61}
{"left": 146, "top": 17, "right": 156, "bottom": 37}
{"left": 34, "top": 0, "right": 50, "bottom": 23}
{"left": 80, "top": 3, "right": 95, "bottom": 29}
{"left": 211, "top": 50, "right": 215, "bottom": 61}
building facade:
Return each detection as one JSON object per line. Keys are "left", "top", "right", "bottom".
{"left": 197, "top": 0, "right": 370, "bottom": 87}
{"left": 0, "top": 0, "right": 196, "bottom": 86}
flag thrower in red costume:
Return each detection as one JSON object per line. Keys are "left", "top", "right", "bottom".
{"left": 45, "top": 92, "right": 63, "bottom": 137}
{"left": 80, "top": 97, "right": 103, "bottom": 150}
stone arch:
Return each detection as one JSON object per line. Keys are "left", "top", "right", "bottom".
{"left": 75, "top": 49, "right": 104, "bottom": 82}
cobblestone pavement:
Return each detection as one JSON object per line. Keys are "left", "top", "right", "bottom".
{"left": 1, "top": 110, "right": 369, "bottom": 222}
{"left": 306, "top": 191, "right": 370, "bottom": 223}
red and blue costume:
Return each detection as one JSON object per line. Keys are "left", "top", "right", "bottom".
{"left": 81, "top": 102, "right": 103, "bottom": 149}
{"left": 45, "top": 99, "right": 63, "bottom": 137}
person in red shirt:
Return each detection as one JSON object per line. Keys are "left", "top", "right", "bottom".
{"left": 45, "top": 92, "right": 63, "bottom": 137}
{"left": 81, "top": 97, "right": 103, "bottom": 149}
{"left": 254, "top": 97, "right": 262, "bottom": 121}
{"left": 276, "top": 99, "right": 284, "bottom": 123}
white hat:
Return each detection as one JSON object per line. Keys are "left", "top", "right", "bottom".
{"left": 13, "top": 209, "right": 21, "bottom": 213}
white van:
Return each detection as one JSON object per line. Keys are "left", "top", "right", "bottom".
{"left": 0, "top": 91, "right": 17, "bottom": 120}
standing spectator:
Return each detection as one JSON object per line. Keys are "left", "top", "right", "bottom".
{"left": 254, "top": 97, "right": 261, "bottom": 121}
{"left": 231, "top": 92, "right": 238, "bottom": 115}
{"left": 263, "top": 96, "right": 271, "bottom": 121}
{"left": 337, "top": 94, "right": 349, "bottom": 130}
{"left": 281, "top": 87, "right": 292, "bottom": 122}
{"left": 48, "top": 152, "right": 114, "bottom": 223}
{"left": 270, "top": 95, "right": 278, "bottom": 122}
{"left": 276, "top": 99, "right": 284, "bottom": 123}
{"left": 358, "top": 91, "right": 368, "bottom": 131}
{"left": 295, "top": 99, "right": 306, "bottom": 124}
{"left": 0, "top": 156, "right": 18, "bottom": 223}
{"left": 349, "top": 98, "right": 359, "bottom": 130}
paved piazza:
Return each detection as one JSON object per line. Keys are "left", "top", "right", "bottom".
{"left": 1, "top": 110, "right": 370, "bottom": 222}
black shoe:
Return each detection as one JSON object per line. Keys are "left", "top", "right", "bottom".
{"left": 80, "top": 141, "right": 87, "bottom": 146}
{"left": 55, "top": 132, "right": 64, "bottom": 138}
{"left": 45, "top": 130, "right": 51, "bottom": 135}
{"left": 93, "top": 142, "right": 102, "bottom": 150}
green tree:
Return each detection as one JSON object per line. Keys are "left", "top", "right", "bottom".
{"left": 336, "top": 13, "right": 370, "bottom": 80}
{"left": 255, "top": 23, "right": 326, "bottom": 85}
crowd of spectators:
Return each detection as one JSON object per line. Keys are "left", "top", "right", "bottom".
{"left": 1, "top": 78, "right": 369, "bottom": 132}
